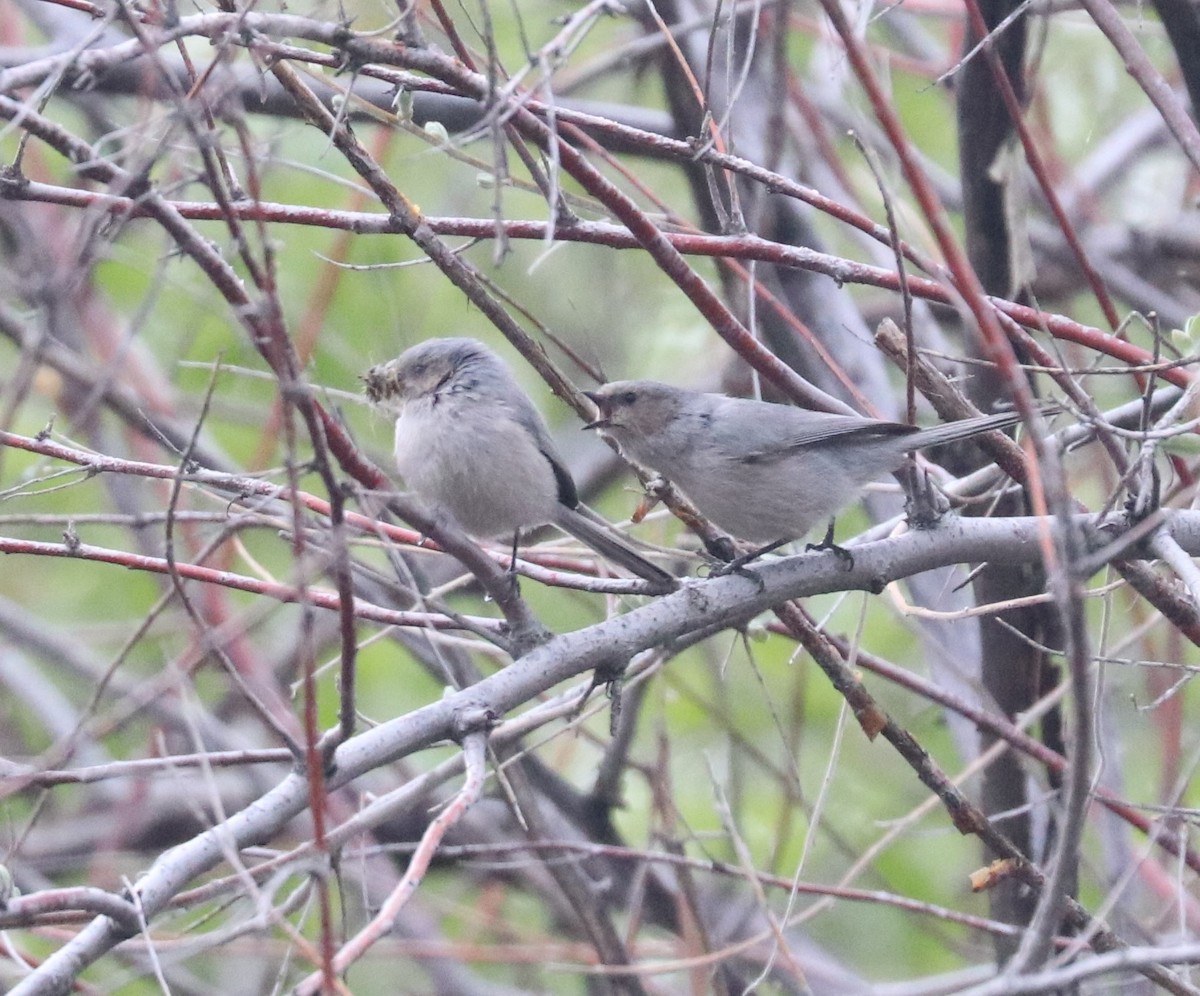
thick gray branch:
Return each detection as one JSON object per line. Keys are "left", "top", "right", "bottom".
{"left": 14, "top": 509, "right": 1200, "bottom": 993}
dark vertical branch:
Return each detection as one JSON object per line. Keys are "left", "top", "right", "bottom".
{"left": 955, "top": 0, "right": 1064, "bottom": 965}
{"left": 1152, "top": 0, "right": 1200, "bottom": 121}
{"left": 956, "top": 0, "right": 1028, "bottom": 305}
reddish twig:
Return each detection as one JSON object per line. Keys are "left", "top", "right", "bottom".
{"left": 293, "top": 728, "right": 490, "bottom": 994}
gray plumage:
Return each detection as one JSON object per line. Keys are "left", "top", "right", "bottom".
{"left": 363, "top": 339, "right": 673, "bottom": 586}
{"left": 585, "top": 380, "right": 1029, "bottom": 544}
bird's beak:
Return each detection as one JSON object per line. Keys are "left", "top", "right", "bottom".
{"left": 582, "top": 390, "right": 609, "bottom": 430}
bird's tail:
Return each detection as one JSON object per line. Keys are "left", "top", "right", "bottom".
{"left": 907, "top": 405, "right": 1053, "bottom": 451}
{"left": 553, "top": 505, "right": 677, "bottom": 590}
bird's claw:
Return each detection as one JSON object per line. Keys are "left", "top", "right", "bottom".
{"left": 702, "top": 552, "right": 767, "bottom": 590}
{"left": 805, "top": 536, "right": 854, "bottom": 570}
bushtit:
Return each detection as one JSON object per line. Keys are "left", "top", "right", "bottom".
{"left": 363, "top": 339, "right": 674, "bottom": 587}
{"left": 585, "top": 380, "right": 1031, "bottom": 546}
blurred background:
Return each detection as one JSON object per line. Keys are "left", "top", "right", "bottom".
{"left": 1, "top": 0, "right": 1199, "bottom": 992}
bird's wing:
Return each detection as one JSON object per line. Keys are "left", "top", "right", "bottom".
{"left": 726, "top": 404, "right": 918, "bottom": 464}
{"left": 506, "top": 394, "right": 580, "bottom": 508}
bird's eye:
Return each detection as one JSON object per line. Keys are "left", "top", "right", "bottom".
{"left": 410, "top": 362, "right": 427, "bottom": 377}
{"left": 620, "top": 391, "right": 637, "bottom": 405}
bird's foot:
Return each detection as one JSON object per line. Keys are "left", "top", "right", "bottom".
{"left": 804, "top": 520, "right": 854, "bottom": 569}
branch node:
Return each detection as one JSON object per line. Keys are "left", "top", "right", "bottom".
{"left": 451, "top": 705, "right": 496, "bottom": 740}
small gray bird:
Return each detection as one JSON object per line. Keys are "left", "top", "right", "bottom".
{"left": 585, "top": 380, "right": 1030, "bottom": 545}
{"left": 363, "top": 339, "right": 674, "bottom": 587}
